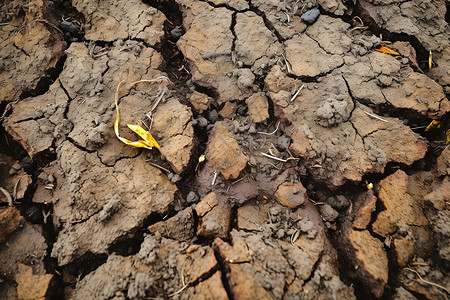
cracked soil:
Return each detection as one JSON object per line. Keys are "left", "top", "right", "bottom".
{"left": 0, "top": 0, "right": 450, "bottom": 299}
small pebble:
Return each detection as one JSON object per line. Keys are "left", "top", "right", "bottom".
{"left": 301, "top": 8, "right": 320, "bottom": 25}
{"left": 207, "top": 110, "right": 218, "bottom": 123}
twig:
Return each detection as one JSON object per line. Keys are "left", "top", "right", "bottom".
{"left": 364, "top": 111, "right": 389, "bottom": 123}
{"left": 281, "top": 53, "right": 292, "bottom": 74}
{"left": 404, "top": 268, "right": 450, "bottom": 295}
{"left": 0, "top": 187, "right": 13, "bottom": 207}
{"left": 258, "top": 121, "right": 280, "bottom": 135}
{"left": 147, "top": 162, "right": 171, "bottom": 173}
{"left": 13, "top": 178, "right": 21, "bottom": 202}
{"left": 261, "top": 152, "right": 288, "bottom": 162}
{"left": 212, "top": 172, "right": 218, "bottom": 186}
{"left": 232, "top": 175, "right": 247, "bottom": 185}
{"left": 290, "top": 84, "right": 305, "bottom": 102}
{"left": 169, "top": 272, "right": 188, "bottom": 297}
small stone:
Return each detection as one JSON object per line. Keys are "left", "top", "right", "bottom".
{"left": 196, "top": 116, "right": 208, "bottom": 128}
{"left": 329, "top": 195, "right": 349, "bottom": 211}
{"left": 236, "top": 104, "right": 248, "bottom": 116}
{"left": 208, "top": 109, "right": 219, "bottom": 123}
{"left": 186, "top": 191, "right": 199, "bottom": 203}
{"left": 277, "top": 135, "right": 291, "bottom": 151}
{"left": 170, "top": 26, "right": 184, "bottom": 39}
{"left": 319, "top": 204, "right": 339, "bottom": 222}
{"left": 60, "top": 21, "right": 80, "bottom": 35}
{"left": 274, "top": 182, "right": 308, "bottom": 208}
{"left": 301, "top": 8, "right": 320, "bottom": 25}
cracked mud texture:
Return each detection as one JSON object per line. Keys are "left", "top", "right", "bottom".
{"left": 1, "top": 0, "right": 450, "bottom": 299}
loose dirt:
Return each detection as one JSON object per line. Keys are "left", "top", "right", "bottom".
{"left": 1, "top": 0, "right": 449, "bottom": 299}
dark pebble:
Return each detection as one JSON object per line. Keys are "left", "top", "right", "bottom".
{"left": 277, "top": 135, "right": 291, "bottom": 151}
{"left": 60, "top": 21, "right": 80, "bottom": 35}
{"left": 208, "top": 109, "right": 218, "bottom": 123}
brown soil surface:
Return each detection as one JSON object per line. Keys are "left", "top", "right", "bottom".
{"left": 1, "top": 0, "right": 449, "bottom": 299}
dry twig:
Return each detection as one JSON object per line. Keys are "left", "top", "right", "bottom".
{"left": 404, "top": 268, "right": 450, "bottom": 295}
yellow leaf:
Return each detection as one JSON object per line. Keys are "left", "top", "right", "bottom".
{"left": 127, "top": 124, "right": 160, "bottom": 149}
{"left": 424, "top": 120, "right": 441, "bottom": 132}
{"left": 198, "top": 154, "right": 206, "bottom": 163}
{"left": 446, "top": 129, "right": 450, "bottom": 144}
{"left": 374, "top": 45, "right": 400, "bottom": 56}
{"left": 113, "top": 77, "right": 169, "bottom": 150}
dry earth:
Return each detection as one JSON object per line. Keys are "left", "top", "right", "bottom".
{"left": 0, "top": 0, "right": 449, "bottom": 299}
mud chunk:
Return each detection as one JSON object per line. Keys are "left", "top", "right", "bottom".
{"left": 196, "top": 193, "right": 231, "bottom": 239}
{"left": 315, "top": 97, "right": 352, "bottom": 127}
{"left": 0, "top": 223, "right": 47, "bottom": 278}
{"left": 317, "top": 0, "right": 347, "bottom": 15}
{"left": 98, "top": 194, "right": 121, "bottom": 222}
{"left": 206, "top": 121, "right": 248, "bottom": 179}
{"left": 0, "top": 3, "right": 66, "bottom": 102}
{"left": 301, "top": 8, "right": 320, "bottom": 24}
{"left": 436, "top": 146, "right": 450, "bottom": 177}
{"left": 152, "top": 99, "right": 195, "bottom": 174}
{"left": 251, "top": 0, "right": 307, "bottom": 40}
{"left": 73, "top": 236, "right": 218, "bottom": 298}
{"left": 72, "top": 0, "right": 166, "bottom": 43}
{"left": 319, "top": 204, "right": 339, "bottom": 222}
{"left": 352, "top": 190, "right": 377, "bottom": 230}
{"left": 373, "top": 170, "right": 428, "bottom": 237}
{"left": 177, "top": 1, "right": 252, "bottom": 102}
{"left": 148, "top": 207, "right": 195, "bottom": 241}
{"left": 246, "top": 92, "right": 269, "bottom": 123}
{"left": 306, "top": 16, "right": 352, "bottom": 55}
{"left": 274, "top": 182, "right": 308, "bottom": 208}
{"left": 382, "top": 71, "right": 450, "bottom": 118}
{"left": 297, "top": 256, "right": 356, "bottom": 300}
{"left": 209, "top": 0, "right": 249, "bottom": 10}
{"left": 189, "top": 91, "right": 212, "bottom": 113}
{"left": 288, "top": 126, "right": 311, "bottom": 157}
{"left": 234, "top": 11, "right": 282, "bottom": 73}
{"left": 184, "top": 271, "right": 228, "bottom": 300}
{"left": 348, "top": 229, "right": 389, "bottom": 298}
{"left": 5, "top": 84, "right": 70, "bottom": 158}
{"left": 219, "top": 102, "right": 237, "bottom": 119}
{"left": 15, "top": 264, "right": 56, "bottom": 300}
{"left": 36, "top": 141, "right": 177, "bottom": 266}
{"left": 233, "top": 68, "right": 256, "bottom": 91}
{"left": 0, "top": 207, "right": 25, "bottom": 244}
{"left": 284, "top": 34, "right": 344, "bottom": 77}
{"left": 424, "top": 176, "right": 450, "bottom": 210}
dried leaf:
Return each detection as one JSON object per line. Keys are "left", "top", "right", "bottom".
{"left": 374, "top": 45, "right": 400, "bottom": 56}
{"left": 424, "top": 120, "right": 441, "bottom": 132}
{"left": 127, "top": 124, "right": 160, "bottom": 149}
{"left": 114, "top": 77, "right": 170, "bottom": 150}
{"left": 446, "top": 129, "right": 450, "bottom": 144}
